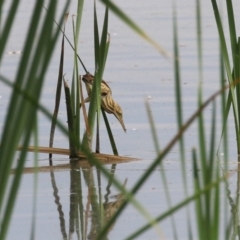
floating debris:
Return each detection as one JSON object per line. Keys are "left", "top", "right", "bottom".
{"left": 7, "top": 50, "right": 22, "bottom": 55}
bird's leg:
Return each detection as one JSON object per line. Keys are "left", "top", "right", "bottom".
{"left": 84, "top": 96, "right": 90, "bottom": 103}
{"left": 79, "top": 96, "right": 90, "bottom": 108}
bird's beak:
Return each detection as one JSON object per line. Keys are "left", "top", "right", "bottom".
{"left": 116, "top": 115, "right": 126, "bottom": 132}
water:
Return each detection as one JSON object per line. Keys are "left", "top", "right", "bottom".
{"left": 1, "top": 0, "right": 240, "bottom": 239}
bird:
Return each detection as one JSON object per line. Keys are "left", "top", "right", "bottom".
{"left": 82, "top": 72, "right": 111, "bottom": 102}
{"left": 81, "top": 72, "right": 126, "bottom": 132}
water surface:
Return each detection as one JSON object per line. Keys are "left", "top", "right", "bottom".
{"left": 1, "top": 0, "right": 240, "bottom": 239}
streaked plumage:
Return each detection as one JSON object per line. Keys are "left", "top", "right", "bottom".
{"left": 82, "top": 73, "right": 126, "bottom": 132}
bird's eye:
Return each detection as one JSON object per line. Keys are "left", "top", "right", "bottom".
{"left": 102, "top": 92, "right": 107, "bottom": 96}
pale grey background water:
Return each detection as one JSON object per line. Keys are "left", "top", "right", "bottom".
{"left": 1, "top": 0, "right": 240, "bottom": 239}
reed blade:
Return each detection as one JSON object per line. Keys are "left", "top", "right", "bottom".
{"left": 63, "top": 79, "right": 78, "bottom": 158}
{"left": 49, "top": 13, "right": 69, "bottom": 163}
{"left": 0, "top": 1, "right": 70, "bottom": 238}
{"left": 0, "top": 1, "right": 20, "bottom": 60}
{"left": 211, "top": 0, "right": 240, "bottom": 151}
{"left": 100, "top": 0, "right": 168, "bottom": 57}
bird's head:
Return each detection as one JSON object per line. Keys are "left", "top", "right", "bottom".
{"left": 82, "top": 72, "right": 94, "bottom": 84}
{"left": 82, "top": 73, "right": 94, "bottom": 96}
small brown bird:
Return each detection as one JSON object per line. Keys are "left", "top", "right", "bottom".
{"left": 82, "top": 73, "right": 126, "bottom": 132}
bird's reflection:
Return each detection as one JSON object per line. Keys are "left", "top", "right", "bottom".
{"left": 103, "top": 178, "right": 128, "bottom": 233}
{"left": 49, "top": 162, "right": 127, "bottom": 240}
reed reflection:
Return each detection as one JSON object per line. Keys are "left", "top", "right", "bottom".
{"left": 50, "top": 169, "right": 68, "bottom": 240}
{"left": 49, "top": 162, "right": 127, "bottom": 240}
{"left": 224, "top": 158, "right": 240, "bottom": 239}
